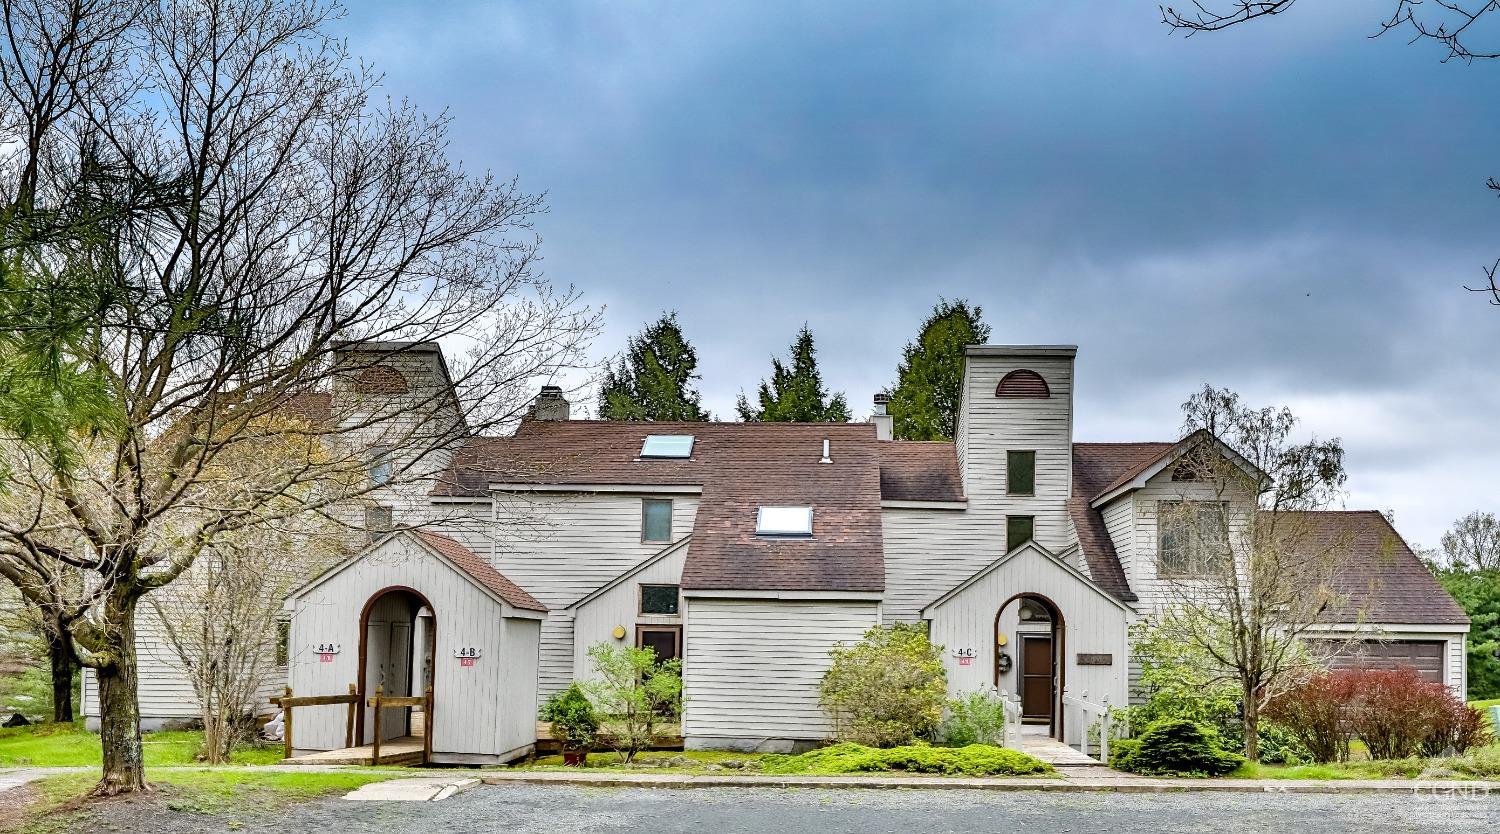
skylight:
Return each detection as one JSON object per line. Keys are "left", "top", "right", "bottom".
{"left": 640, "top": 434, "right": 694, "bottom": 459}
{"left": 756, "top": 506, "right": 813, "bottom": 537}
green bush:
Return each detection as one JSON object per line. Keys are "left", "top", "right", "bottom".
{"left": 1256, "top": 721, "right": 1312, "bottom": 765}
{"left": 1111, "top": 718, "right": 1245, "bottom": 777}
{"left": 940, "top": 690, "right": 1009, "bottom": 747}
{"left": 820, "top": 623, "right": 947, "bottom": 748}
{"left": 583, "top": 643, "right": 682, "bottom": 763}
{"left": 762, "top": 742, "right": 1051, "bottom": 777}
{"left": 541, "top": 683, "right": 598, "bottom": 751}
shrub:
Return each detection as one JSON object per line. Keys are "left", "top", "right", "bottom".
{"left": 1422, "top": 699, "right": 1490, "bottom": 757}
{"left": 820, "top": 623, "right": 947, "bottom": 747}
{"left": 1453, "top": 743, "right": 1500, "bottom": 778}
{"left": 1110, "top": 718, "right": 1244, "bottom": 777}
{"left": 940, "top": 690, "right": 1009, "bottom": 747}
{"left": 582, "top": 643, "right": 682, "bottom": 763}
{"left": 1256, "top": 721, "right": 1313, "bottom": 765}
{"left": 1264, "top": 671, "right": 1356, "bottom": 763}
{"left": 541, "top": 684, "right": 598, "bottom": 752}
{"left": 761, "top": 742, "right": 1051, "bottom": 777}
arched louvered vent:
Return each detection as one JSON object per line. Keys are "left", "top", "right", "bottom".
{"left": 995, "top": 369, "right": 1050, "bottom": 398}
{"left": 354, "top": 364, "right": 410, "bottom": 394}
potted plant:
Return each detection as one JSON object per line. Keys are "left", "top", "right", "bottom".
{"left": 543, "top": 683, "right": 599, "bottom": 766}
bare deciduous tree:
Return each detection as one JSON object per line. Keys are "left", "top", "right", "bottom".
{"left": 1160, "top": 1, "right": 1500, "bottom": 305}
{"left": 1141, "top": 385, "right": 1354, "bottom": 761}
{"left": 0, "top": 0, "right": 596, "bottom": 794}
{"left": 1439, "top": 511, "right": 1500, "bottom": 572}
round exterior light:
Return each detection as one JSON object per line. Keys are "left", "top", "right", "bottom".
{"left": 612, "top": 625, "right": 627, "bottom": 640}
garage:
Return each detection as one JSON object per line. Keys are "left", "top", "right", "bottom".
{"left": 1325, "top": 640, "right": 1445, "bottom": 683}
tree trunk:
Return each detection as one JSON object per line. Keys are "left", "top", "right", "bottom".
{"left": 42, "top": 614, "right": 75, "bottom": 723}
{"left": 1241, "top": 682, "right": 1261, "bottom": 762}
{"left": 93, "top": 591, "right": 147, "bottom": 795}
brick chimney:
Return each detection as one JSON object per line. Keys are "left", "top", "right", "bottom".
{"left": 528, "top": 385, "right": 571, "bottom": 421}
{"left": 870, "top": 392, "right": 893, "bottom": 441}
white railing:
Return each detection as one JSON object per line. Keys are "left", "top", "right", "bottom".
{"left": 995, "top": 688, "right": 1024, "bottom": 750}
{"left": 1061, "top": 689, "right": 1113, "bottom": 763}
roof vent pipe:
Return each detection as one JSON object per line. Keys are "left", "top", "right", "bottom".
{"left": 820, "top": 437, "right": 832, "bottom": 464}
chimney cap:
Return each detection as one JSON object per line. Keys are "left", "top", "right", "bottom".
{"left": 872, "top": 392, "right": 891, "bottom": 405}
{"left": 539, "top": 385, "right": 564, "bottom": 397}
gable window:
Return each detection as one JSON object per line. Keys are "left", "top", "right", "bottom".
{"left": 641, "top": 499, "right": 673, "bottom": 543}
{"left": 641, "top": 434, "right": 694, "bottom": 458}
{"left": 640, "top": 584, "right": 680, "bottom": 615}
{"left": 1007, "top": 450, "right": 1036, "bottom": 495}
{"left": 367, "top": 446, "right": 393, "bottom": 486}
{"left": 1006, "top": 515, "right": 1034, "bottom": 551}
{"left": 1158, "top": 501, "right": 1229, "bottom": 577}
{"left": 756, "top": 506, "right": 813, "bottom": 537}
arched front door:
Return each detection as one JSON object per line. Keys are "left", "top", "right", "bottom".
{"left": 994, "top": 592, "right": 1065, "bottom": 740}
{"left": 357, "top": 587, "right": 435, "bottom": 744}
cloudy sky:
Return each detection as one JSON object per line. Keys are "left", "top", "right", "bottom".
{"left": 341, "top": 1, "right": 1499, "bottom": 549}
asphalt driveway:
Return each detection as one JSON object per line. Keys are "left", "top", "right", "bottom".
{"left": 73, "top": 783, "right": 1500, "bottom": 834}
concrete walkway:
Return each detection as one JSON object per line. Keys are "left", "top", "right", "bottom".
{"left": 343, "top": 775, "right": 480, "bottom": 801}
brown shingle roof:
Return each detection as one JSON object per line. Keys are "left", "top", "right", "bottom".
{"left": 435, "top": 421, "right": 884, "bottom": 593}
{"left": 877, "top": 441, "right": 964, "bottom": 502}
{"left": 1069, "top": 442, "right": 1173, "bottom": 603}
{"left": 411, "top": 529, "right": 547, "bottom": 612}
{"left": 1290, "top": 511, "right": 1468, "bottom": 626}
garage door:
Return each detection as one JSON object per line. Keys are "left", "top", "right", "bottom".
{"left": 1325, "top": 640, "right": 1444, "bottom": 683}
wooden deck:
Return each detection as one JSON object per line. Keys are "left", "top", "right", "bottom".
{"left": 284, "top": 736, "right": 426, "bottom": 766}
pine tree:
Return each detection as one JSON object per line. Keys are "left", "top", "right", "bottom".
{"left": 737, "top": 325, "right": 850, "bottom": 422}
{"left": 887, "top": 298, "right": 990, "bottom": 440}
{"left": 598, "top": 312, "right": 710, "bottom": 421}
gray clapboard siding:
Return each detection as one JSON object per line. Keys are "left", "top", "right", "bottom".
{"left": 571, "top": 543, "right": 687, "bottom": 679}
{"left": 286, "top": 534, "right": 539, "bottom": 761}
{"left": 882, "top": 508, "right": 1002, "bottom": 624}
{"left": 490, "top": 492, "right": 698, "bottom": 696}
{"left": 682, "top": 599, "right": 878, "bottom": 742}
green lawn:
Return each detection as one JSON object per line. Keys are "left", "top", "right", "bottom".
{"left": 0, "top": 722, "right": 282, "bottom": 767}
{"left": 11, "top": 769, "right": 399, "bottom": 834}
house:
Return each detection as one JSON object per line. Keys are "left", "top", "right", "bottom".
{"left": 84, "top": 343, "right": 1469, "bottom": 762}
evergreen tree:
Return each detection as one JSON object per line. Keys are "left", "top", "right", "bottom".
{"left": 599, "top": 312, "right": 709, "bottom": 421}
{"left": 887, "top": 298, "right": 990, "bottom": 440}
{"left": 1432, "top": 566, "right": 1500, "bottom": 700}
{"left": 737, "top": 325, "right": 850, "bottom": 422}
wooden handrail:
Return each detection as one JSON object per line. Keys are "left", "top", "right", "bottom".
{"left": 274, "top": 684, "right": 360, "bottom": 760}
{"left": 366, "top": 695, "right": 425, "bottom": 708}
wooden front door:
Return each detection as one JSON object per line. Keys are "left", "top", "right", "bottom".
{"left": 1020, "top": 634, "right": 1054, "bottom": 721}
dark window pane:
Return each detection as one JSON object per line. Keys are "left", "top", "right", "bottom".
{"left": 1006, "top": 516, "right": 1034, "bottom": 551}
{"left": 275, "top": 621, "right": 290, "bottom": 667}
{"left": 638, "top": 627, "right": 681, "bottom": 662}
{"left": 1007, "top": 450, "right": 1035, "bottom": 495}
{"left": 642, "top": 499, "right": 673, "bottom": 542}
{"left": 640, "top": 584, "right": 680, "bottom": 615}
{"left": 365, "top": 505, "right": 393, "bottom": 543}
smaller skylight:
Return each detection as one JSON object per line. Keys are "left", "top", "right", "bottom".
{"left": 756, "top": 506, "right": 813, "bottom": 537}
{"left": 641, "top": 434, "right": 695, "bottom": 459}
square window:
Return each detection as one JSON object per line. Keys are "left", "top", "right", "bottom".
{"left": 1007, "top": 450, "right": 1035, "bottom": 495}
{"left": 756, "top": 506, "right": 813, "bottom": 537}
{"left": 1006, "top": 515, "right": 1034, "bottom": 551}
{"left": 1158, "top": 501, "right": 1228, "bottom": 577}
{"left": 642, "top": 499, "right": 673, "bottom": 543}
{"left": 640, "top": 584, "right": 680, "bottom": 615}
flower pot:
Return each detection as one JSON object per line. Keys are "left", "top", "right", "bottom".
{"left": 562, "top": 749, "right": 588, "bottom": 767}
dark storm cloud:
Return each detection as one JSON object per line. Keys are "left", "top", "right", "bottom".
{"left": 340, "top": 0, "right": 1499, "bottom": 546}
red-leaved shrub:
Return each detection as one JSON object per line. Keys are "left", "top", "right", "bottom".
{"left": 1265, "top": 671, "right": 1357, "bottom": 763}
{"left": 1266, "top": 666, "right": 1476, "bottom": 762}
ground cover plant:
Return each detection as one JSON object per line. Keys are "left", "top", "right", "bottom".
{"left": 761, "top": 742, "right": 1051, "bottom": 777}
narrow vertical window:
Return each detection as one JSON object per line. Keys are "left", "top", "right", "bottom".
{"left": 365, "top": 505, "right": 393, "bottom": 543}
{"left": 642, "top": 499, "right": 673, "bottom": 543}
{"left": 1007, "top": 450, "right": 1036, "bottom": 495}
{"left": 275, "top": 621, "right": 291, "bottom": 667}
{"left": 1006, "top": 515, "right": 1034, "bottom": 551}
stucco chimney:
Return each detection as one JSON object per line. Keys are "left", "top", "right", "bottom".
{"left": 871, "top": 392, "right": 893, "bottom": 441}
{"left": 529, "top": 385, "right": 571, "bottom": 421}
